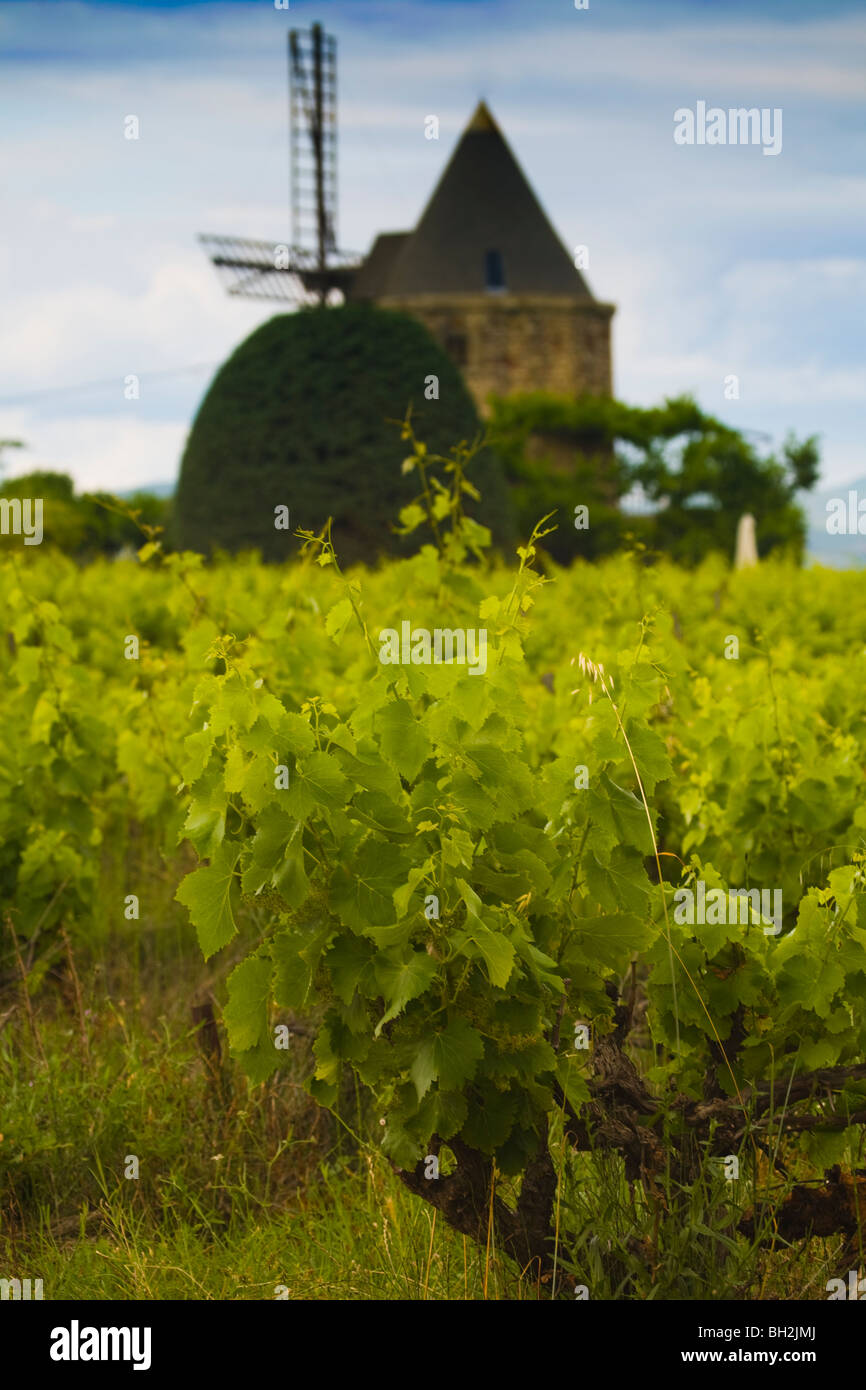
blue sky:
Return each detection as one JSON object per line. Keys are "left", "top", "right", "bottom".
{"left": 0, "top": 0, "right": 864, "bottom": 493}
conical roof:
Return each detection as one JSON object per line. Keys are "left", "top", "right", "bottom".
{"left": 374, "top": 101, "right": 592, "bottom": 298}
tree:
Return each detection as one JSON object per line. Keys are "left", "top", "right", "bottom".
{"left": 0, "top": 469, "right": 170, "bottom": 556}
{"left": 175, "top": 304, "right": 514, "bottom": 565}
{"left": 488, "top": 393, "right": 820, "bottom": 565}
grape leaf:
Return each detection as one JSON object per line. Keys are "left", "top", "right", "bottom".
{"left": 564, "top": 912, "right": 655, "bottom": 971}
{"left": 175, "top": 841, "right": 241, "bottom": 960}
{"left": 285, "top": 750, "right": 350, "bottom": 819}
{"left": 331, "top": 839, "right": 411, "bottom": 932}
{"left": 410, "top": 1018, "right": 485, "bottom": 1100}
{"left": 625, "top": 720, "right": 672, "bottom": 795}
{"left": 377, "top": 699, "right": 431, "bottom": 783}
{"left": 223, "top": 953, "right": 271, "bottom": 1052}
{"left": 455, "top": 878, "right": 515, "bottom": 987}
{"left": 327, "top": 934, "right": 377, "bottom": 1005}
{"left": 241, "top": 803, "right": 308, "bottom": 906}
{"left": 414, "top": 1088, "right": 468, "bottom": 1141}
{"left": 272, "top": 922, "right": 333, "bottom": 1010}
{"left": 325, "top": 598, "right": 354, "bottom": 644}
{"left": 373, "top": 949, "right": 439, "bottom": 1035}
{"left": 588, "top": 772, "right": 654, "bottom": 856}
{"left": 460, "top": 1083, "right": 517, "bottom": 1153}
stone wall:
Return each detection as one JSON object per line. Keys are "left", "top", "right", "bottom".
{"left": 377, "top": 293, "right": 615, "bottom": 414}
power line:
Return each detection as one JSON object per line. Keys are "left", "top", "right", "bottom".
{"left": 0, "top": 362, "right": 219, "bottom": 407}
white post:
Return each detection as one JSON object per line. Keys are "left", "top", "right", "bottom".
{"left": 735, "top": 513, "right": 758, "bottom": 568}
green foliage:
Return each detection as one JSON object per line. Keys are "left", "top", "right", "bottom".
{"left": 0, "top": 470, "right": 171, "bottom": 558}
{"left": 175, "top": 303, "right": 515, "bottom": 565}
{"left": 488, "top": 391, "right": 820, "bottom": 565}
{"left": 1, "top": 434, "right": 864, "bottom": 1247}
{"left": 168, "top": 447, "right": 862, "bottom": 1179}
{"left": 0, "top": 939, "right": 853, "bottom": 1301}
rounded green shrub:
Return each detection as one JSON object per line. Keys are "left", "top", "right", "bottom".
{"left": 175, "top": 303, "right": 514, "bottom": 565}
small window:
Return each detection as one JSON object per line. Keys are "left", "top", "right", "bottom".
{"left": 484, "top": 249, "right": 506, "bottom": 291}
{"left": 445, "top": 332, "right": 468, "bottom": 366}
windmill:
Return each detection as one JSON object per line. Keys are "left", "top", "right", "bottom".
{"left": 198, "top": 23, "right": 360, "bottom": 305}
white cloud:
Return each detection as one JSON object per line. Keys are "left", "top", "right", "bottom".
{"left": 0, "top": 412, "right": 189, "bottom": 493}
{"left": 0, "top": 0, "right": 863, "bottom": 501}
{"left": 340, "top": 19, "right": 866, "bottom": 101}
{"left": 0, "top": 251, "right": 275, "bottom": 393}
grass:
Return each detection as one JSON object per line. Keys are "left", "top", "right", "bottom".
{"left": 0, "top": 843, "right": 857, "bottom": 1300}
{"left": 10, "top": 1160, "right": 530, "bottom": 1301}
{"left": 0, "top": 855, "right": 531, "bottom": 1300}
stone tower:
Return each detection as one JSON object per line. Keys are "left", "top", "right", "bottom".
{"left": 350, "top": 101, "right": 615, "bottom": 413}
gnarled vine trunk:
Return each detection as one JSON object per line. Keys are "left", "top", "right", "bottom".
{"left": 390, "top": 990, "right": 866, "bottom": 1289}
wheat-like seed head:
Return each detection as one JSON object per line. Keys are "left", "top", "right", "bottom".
{"left": 569, "top": 652, "right": 614, "bottom": 697}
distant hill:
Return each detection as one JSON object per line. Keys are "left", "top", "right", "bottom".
{"left": 117, "top": 482, "right": 175, "bottom": 500}
{"left": 802, "top": 476, "right": 866, "bottom": 568}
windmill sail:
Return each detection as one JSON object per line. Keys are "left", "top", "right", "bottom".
{"left": 198, "top": 24, "right": 359, "bottom": 306}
